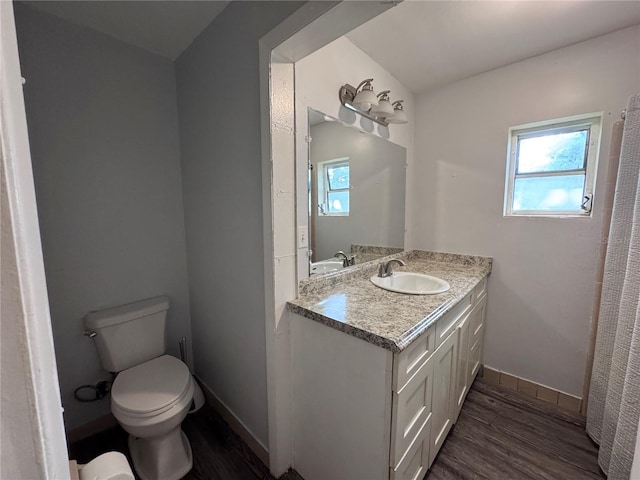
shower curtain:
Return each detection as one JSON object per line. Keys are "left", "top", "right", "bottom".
{"left": 587, "top": 92, "right": 640, "bottom": 480}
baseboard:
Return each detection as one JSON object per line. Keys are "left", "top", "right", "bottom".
{"left": 482, "top": 365, "right": 583, "bottom": 414}
{"left": 66, "top": 413, "right": 118, "bottom": 445}
{"left": 195, "top": 376, "right": 270, "bottom": 467}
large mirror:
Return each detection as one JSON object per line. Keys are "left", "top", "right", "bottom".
{"left": 308, "top": 108, "right": 406, "bottom": 275}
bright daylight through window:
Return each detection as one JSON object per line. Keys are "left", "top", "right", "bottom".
{"left": 504, "top": 113, "right": 602, "bottom": 217}
{"left": 318, "top": 158, "right": 350, "bottom": 215}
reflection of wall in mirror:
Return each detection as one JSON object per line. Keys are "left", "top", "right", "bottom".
{"left": 310, "top": 121, "right": 406, "bottom": 261}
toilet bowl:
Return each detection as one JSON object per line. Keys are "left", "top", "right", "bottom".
{"left": 84, "top": 296, "right": 198, "bottom": 480}
{"left": 111, "top": 355, "right": 195, "bottom": 480}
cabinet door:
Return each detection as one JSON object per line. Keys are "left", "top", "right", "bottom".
{"left": 453, "top": 312, "right": 471, "bottom": 423}
{"left": 429, "top": 330, "right": 458, "bottom": 467}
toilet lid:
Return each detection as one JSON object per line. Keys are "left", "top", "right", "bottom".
{"left": 111, "top": 355, "right": 192, "bottom": 415}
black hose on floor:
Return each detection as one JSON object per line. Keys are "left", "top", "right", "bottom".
{"left": 73, "top": 380, "right": 111, "bottom": 402}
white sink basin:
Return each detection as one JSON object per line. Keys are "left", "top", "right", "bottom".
{"left": 370, "top": 272, "right": 450, "bottom": 295}
{"left": 310, "top": 260, "right": 344, "bottom": 275}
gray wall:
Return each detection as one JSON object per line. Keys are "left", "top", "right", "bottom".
{"left": 310, "top": 121, "right": 406, "bottom": 261}
{"left": 175, "top": 1, "right": 301, "bottom": 447}
{"left": 412, "top": 26, "right": 640, "bottom": 396}
{"left": 15, "top": 6, "right": 192, "bottom": 431}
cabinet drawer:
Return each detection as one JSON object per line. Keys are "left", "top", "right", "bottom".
{"left": 471, "top": 296, "right": 487, "bottom": 345}
{"left": 393, "top": 325, "right": 435, "bottom": 392}
{"left": 435, "top": 293, "right": 472, "bottom": 349}
{"left": 390, "top": 356, "right": 433, "bottom": 468}
{"left": 473, "top": 277, "right": 487, "bottom": 303}
{"left": 472, "top": 316, "right": 485, "bottom": 346}
{"left": 390, "top": 414, "right": 431, "bottom": 480}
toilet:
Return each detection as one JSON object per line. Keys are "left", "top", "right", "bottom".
{"left": 84, "top": 296, "right": 196, "bottom": 480}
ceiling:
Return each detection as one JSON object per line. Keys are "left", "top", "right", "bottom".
{"left": 22, "top": 1, "right": 640, "bottom": 89}
{"left": 347, "top": 1, "right": 640, "bottom": 94}
{"left": 26, "top": 1, "right": 229, "bottom": 60}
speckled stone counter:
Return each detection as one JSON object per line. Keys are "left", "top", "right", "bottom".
{"left": 288, "top": 250, "right": 492, "bottom": 353}
{"left": 351, "top": 245, "right": 403, "bottom": 265}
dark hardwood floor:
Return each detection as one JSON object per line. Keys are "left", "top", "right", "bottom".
{"left": 427, "top": 378, "right": 604, "bottom": 480}
{"left": 69, "top": 377, "right": 602, "bottom": 480}
{"left": 68, "top": 405, "right": 298, "bottom": 480}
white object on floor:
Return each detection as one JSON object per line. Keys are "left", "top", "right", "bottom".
{"left": 77, "top": 451, "right": 134, "bottom": 480}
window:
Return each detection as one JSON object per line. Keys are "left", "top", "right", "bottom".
{"left": 318, "top": 158, "right": 349, "bottom": 215}
{"left": 504, "top": 113, "right": 602, "bottom": 217}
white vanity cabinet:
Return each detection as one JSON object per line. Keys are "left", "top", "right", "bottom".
{"left": 391, "top": 289, "right": 473, "bottom": 477}
{"left": 291, "top": 276, "right": 488, "bottom": 480}
{"left": 455, "top": 277, "right": 487, "bottom": 422}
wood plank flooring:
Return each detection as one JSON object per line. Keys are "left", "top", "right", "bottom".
{"left": 69, "top": 377, "right": 602, "bottom": 480}
{"left": 68, "top": 405, "right": 296, "bottom": 480}
{"left": 427, "top": 378, "right": 604, "bottom": 480}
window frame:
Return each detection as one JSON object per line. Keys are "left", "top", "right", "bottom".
{"left": 504, "top": 113, "right": 603, "bottom": 217}
{"left": 317, "top": 157, "right": 350, "bottom": 216}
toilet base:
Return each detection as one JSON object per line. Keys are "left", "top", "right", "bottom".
{"left": 128, "top": 428, "right": 192, "bottom": 480}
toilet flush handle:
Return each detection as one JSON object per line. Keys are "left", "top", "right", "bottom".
{"left": 84, "top": 330, "right": 97, "bottom": 339}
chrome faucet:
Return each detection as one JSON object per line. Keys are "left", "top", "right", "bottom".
{"left": 334, "top": 251, "right": 357, "bottom": 267}
{"left": 378, "top": 259, "right": 406, "bottom": 278}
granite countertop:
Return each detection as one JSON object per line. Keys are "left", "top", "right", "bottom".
{"left": 351, "top": 245, "right": 403, "bottom": 265}
{"left": 353, "top": 253, "right": 387, "bottom": 264}
{"left": 287, "top": 250, "right": 492, "bottom": 353}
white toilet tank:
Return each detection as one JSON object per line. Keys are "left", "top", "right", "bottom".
{"left": 84, "top": 296, "right": 170, "bottom": 372}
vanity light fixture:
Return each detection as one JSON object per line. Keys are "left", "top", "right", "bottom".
{"left": 386, "top": 100, "right": 408, "bottom": 124}
{"left": 351, "top": 78, "right": 378, "bottom": 110}
{"left": 370, "top": 91, "right": 394, "bottom": 118}
{"left": 339, "top": 78, "right": 408, "bottom": 126}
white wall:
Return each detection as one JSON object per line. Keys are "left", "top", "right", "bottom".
{"left": 175, "top": 1, "right": 303, "bottom": 448}
{"left": 295, "top": 36, "right": 415, "bottom": 277}
{"left": 310, "top": 121, "right": 406, "bottom": 261}
{"left": 15, "top": 6, "right": 192, "bottom": 430}
{"left": 412, "top": 26, "right": 640, "bottom": 397}
{"left": 1, "top": 3, "right": 68, "bottom": 476}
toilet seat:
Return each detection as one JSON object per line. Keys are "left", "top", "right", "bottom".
{"left": 112, "top": 355, "right": 192, "bottom": 417}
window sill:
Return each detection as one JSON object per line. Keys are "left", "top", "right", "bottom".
{"left": 504, "top": 212, "right": 592, "bottom": 219}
